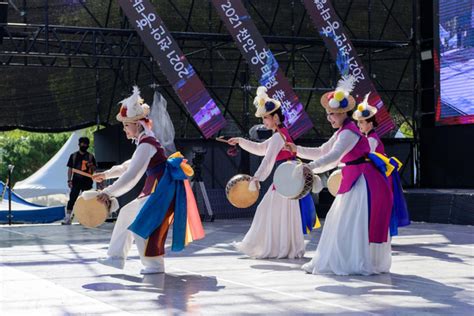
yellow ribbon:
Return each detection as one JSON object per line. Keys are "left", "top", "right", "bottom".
{"left": 169, "top": 152, "right": 194, "bottom": 177}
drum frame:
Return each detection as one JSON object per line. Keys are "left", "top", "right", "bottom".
{"left": 225, "top": 174, "right": 260, "bottom": 208}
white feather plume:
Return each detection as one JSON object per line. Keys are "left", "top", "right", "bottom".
{"left": 120, "top": 85, "right": 140, "bottom": 108}
{"left": 361, "top": 92, "right": 371, "bottom": 107}
{"left": 336, "top": 75, "right": 356, "bottom": 94}
{"left": 130, "top": 86, "right": 140, "bottom": 104}
{"left": 256, "top": 86, "right": 267, "bottom": 97}
{"left": 132, "top": 85, "right": 140, "bottom": 96}
{"left": 253, "top": 86, "right": 269, "bottom": 108}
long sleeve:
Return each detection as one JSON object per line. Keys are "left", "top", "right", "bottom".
{"left": 238, "top": 137, "right": 273, "bottom": 157}
{"left": 253, "top": 134, "right": 285, "bottom": 182}
{"left": 308, "top": 130, "right": 360, "bottom": 170}
{"left": 296, "top": 133, "right": 338, "bottom": 161}
{"left": 103, "top": 160, "right": 132, "bottom": 179}
{"left": 102, "top": 143, "right": 157, "bottom": 198}
{"left": 311, "top": 161, "right": 342, "bottom": 174}
{"left": 368, "top": 137, "right": 378, "bottom": 152}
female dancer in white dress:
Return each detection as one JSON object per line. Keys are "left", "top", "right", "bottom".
{"left": 288, "top": 77, "right": 393, "bottom": 275}
{"left": 228, "top": 87, "right": 319, "bottom": 259}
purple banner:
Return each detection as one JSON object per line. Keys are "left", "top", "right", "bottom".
{"left": 302, "top": 0, "right": 395, "bottom": 136}
{"left": 118, "top": 0, "right": 226, "bottom": 138}
{"left": 212, "top": 0, "right": 313, "bottom": 139}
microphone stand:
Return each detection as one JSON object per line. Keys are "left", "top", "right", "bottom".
{"left": 7, "top": 165, "right": 14, "bottom": 226}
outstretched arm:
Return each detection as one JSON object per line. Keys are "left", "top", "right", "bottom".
{"left": 93, "top": 160, "right": 132, "bottom": 183}
{"left": 295, "top": 133, "right": 338, "bottom": 161}
{"left": 101, "top": 143, "right": 157, "bottom": 198}
{"left": 307, "top": 130, "right": 360, "bottom": 170}
{"left": 253, "top": 134, "right": 285, "bottom": 182}
{"left": 104, "top": 160, "right": 132, "bottom": 179}
{"left": 228, "top": 137, "right": 273, "bottom": 157}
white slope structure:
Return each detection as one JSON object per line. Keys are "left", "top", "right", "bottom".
{"left": 0, "top": 181, "right": 65, "bottom": 223}
{"left": 13, "top": 131, "right": 82, "bottom": 205}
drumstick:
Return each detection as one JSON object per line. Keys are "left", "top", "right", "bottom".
{"left": 215, "top": 136, "right": 230, "bottom": 144}
{"left": 72, "top": 168, "right": 94, "bottom": 178}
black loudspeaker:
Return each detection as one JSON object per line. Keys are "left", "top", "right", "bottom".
{"left": 419, "top": 0, "right": 435, "bottom": 128}
{"left": 0, "top": 2, "right": 8, "bottom": 45}
{"left": 419, "top": 0, "right": 433, "bottom": 40}
{"left": 420, "top": 125, "right": 474, "bottom": 188}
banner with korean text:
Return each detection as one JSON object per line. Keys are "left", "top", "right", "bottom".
{"left": 212, "top": 0, "right": 313, "bottom": 139}
{"left": 302, "top": 0, "right": 395, "bottom": 135}
{"left": 118, "top": 0, "right": 226, "bottom": 138}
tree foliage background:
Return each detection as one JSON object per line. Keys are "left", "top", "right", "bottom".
{"left": 0, "top": 128, "right": 96, "bottom": 186}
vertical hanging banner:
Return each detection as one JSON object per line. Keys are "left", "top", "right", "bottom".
{"left": 302, "top": 0, "right": 395, "bottom": 135}
{"left": 118, "top": 0, "right": 226, "bottom": 138}
{"left": 211, "top": 0, "right": 313, "bottom": 139}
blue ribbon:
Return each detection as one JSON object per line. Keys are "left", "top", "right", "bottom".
{"left": 299, "top": 193, "right": 317, "bottom": 235}
{"left": 388, "top": 158, "right": 410, "bottom": 236}
{"left": 128, "top": 157, "right": 188, "bottom": 252}
{"left": 367, "top": 153, "right": 388, "bottom": 177}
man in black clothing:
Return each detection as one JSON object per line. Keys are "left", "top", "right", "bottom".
{"left": 62, "top": 137, "right": 97, "bottom": 225}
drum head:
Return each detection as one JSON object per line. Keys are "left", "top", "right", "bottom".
{"left": 312, "top": 174, "right": 323, "bottom": 194}
{"left": 327, "top": 169, "right": 342, "bottom": 197}
{"left": 273, "top": 161, "right": 305, "bottom": 198}
{"left": 73, "top": 196, "right": 108, "bottom": 228}
{"left": 226, "top": 174, "right": 259, "bottom": 208}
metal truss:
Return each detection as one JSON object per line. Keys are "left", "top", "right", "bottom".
{"left": 0, "top": 0, "right": 420, "bottom": 185}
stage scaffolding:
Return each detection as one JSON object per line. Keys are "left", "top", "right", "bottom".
{"left": 0, "top": 0, "right": 421, "bottom": 186}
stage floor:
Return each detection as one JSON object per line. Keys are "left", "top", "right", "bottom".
{"left": 1, "top": 219, "right": 473, "bottom": 315}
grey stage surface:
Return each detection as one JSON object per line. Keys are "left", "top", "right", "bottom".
{"left": 0, "top": 219, "right": 473, "bottom": 315}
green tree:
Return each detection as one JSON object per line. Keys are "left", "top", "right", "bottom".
{"left": 0, "top": 128, "right": 97, "bottom": 186}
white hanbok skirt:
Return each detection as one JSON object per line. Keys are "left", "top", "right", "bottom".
{"left": 234, "top": 185, "right": 305, "bottom": 259}
{"left": 302, "top": 176, "right": 391, "bottom": 275}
